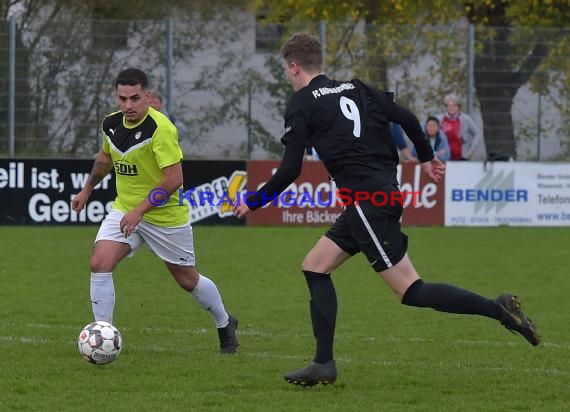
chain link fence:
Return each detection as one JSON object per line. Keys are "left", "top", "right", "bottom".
{"left": 1, "top": 14, "right": 568, "bottom": 160}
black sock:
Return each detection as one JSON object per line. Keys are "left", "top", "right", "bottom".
{"left": 303, "top": 270, "right": 337, "bottom": 364}
{"left": 402, "top": 279, "right": 504, "bottom": 321}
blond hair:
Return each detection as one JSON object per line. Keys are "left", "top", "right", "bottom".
{"left": 444, "top": 93, "right": 461, "bottom": 107}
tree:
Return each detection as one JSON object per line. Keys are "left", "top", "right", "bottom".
{"left": 464, "top": 0, "right": 570, "bottom": 157}
{"left": 252, "top": 0, "right": 570, "bottom": 159}
{"left": 3, "top": 0, "right": 569, "bottom": 158}
{"left": 1, "top": 0, "right": 251, "bottom": 156}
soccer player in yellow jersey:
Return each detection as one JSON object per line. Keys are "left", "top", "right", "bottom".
{"left": 72, "top": 68, "right": 238, "bottom": 354}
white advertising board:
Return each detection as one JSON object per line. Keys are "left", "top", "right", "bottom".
{"left": 445, "top": 162, "right": 570, "bottom": 226}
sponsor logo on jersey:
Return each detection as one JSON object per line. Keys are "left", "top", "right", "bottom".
{"left": 114, "top": 160, "right": 139, "bottom": 176}
{"left": 134, "top": 131, "right": 142, "bottom": 140}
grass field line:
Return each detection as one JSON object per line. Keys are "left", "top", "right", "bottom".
{"left": 370, "top": 359, "right": 568, "bottom": 376}
{"left": 3, "top": 332, "right": 564, "bottom": 351}
{"left": 2, "top": 334, "right": 566, "bottom": 376}
{"left": 4, "top": 322, "right": 568, "bottom": 350}
{"left": 3, "top": 321, "right": 569, "bottom": 350}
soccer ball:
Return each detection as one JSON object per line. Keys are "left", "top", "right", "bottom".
{"left": 77, "top": 321, "right": 123, "bottom": 365}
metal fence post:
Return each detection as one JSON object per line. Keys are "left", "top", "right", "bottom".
{"left": 466, "top": 24, "right": 475, "bottom": 116}
{"left": 247, "top": 82, "right": 252, "bottom": 158}
{"left": 166, "top": 17, "right": 173, "bottom": 118}
{"left": 8, "top": 17, "right": 16, "bottom": 157}
{"left": 319, "top": 21, "right": 326, "bottom": 71}
{"left": 537, "top": 92, "right": 542, "bottom": 161}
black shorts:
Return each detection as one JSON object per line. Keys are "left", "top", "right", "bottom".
{"left": 325, "top": 187, "right": 408, "bottom": 272}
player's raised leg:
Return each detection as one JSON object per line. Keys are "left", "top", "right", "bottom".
{"left": 380, "top": 253, "right": 539, "bottom": 346}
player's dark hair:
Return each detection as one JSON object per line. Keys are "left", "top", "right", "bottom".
{"left": 115, "top": 68, "right": 148, "bottom": 90}
{"left": 280, "top": 32, "right": 323, "bottom": 72}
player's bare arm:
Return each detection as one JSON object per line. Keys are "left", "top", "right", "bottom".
{"left": 120, "top": 162, "right": 183, "bottom": 237}
{"left": 86, "top": 151, "right": 114, "bottom": 190}
{"left": 72, "top": 150, "right": 113, "bottom": 213}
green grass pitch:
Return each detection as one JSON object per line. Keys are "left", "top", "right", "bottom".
{"left": 0, "top": 226, "right": 568, "bottom": 411}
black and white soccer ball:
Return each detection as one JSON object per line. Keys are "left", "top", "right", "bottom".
{"left": 77, "top": 321, "right": 123, "bottom": 365}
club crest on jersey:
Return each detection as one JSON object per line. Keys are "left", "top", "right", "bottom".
{"left": 134, "top": 131, "right": 142, "bottom": 140}
{"left": 115, "top": 160, "right": 139, "bottom": 176}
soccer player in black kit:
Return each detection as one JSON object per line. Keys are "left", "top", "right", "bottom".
{"left": 233, "top": 32, "right": 539, "bottom": 387}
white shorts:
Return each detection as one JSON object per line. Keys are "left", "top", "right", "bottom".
{"left": 95, "top": 209, "right": 196, "bottom": 266}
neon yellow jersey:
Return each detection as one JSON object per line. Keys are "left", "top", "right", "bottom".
{"left": 101, "top": 107, "right": 189, "bottom": 227}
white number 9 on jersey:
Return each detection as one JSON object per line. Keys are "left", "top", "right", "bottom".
{"left": 340, "top": 96, "right": 361, "bottom": 138}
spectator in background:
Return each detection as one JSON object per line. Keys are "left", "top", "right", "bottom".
{"left": 149, "top": 91, "right": 179, "bottom": 124}
{"left": 148, "top": 91, "right": 164, "bottom": 112}
{"left": 391, "top": 123, "right": 417, "bottom": 162}
{"left": 437, "top": 94, "right": 480, "bottom": 160}
{"left": 412, "top": 116, "right": 450, "bottom": 161}
{"left": 149, "top": 91, "right": 191, "bottom": 155}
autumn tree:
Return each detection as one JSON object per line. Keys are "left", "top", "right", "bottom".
{"left": 252, "top": 0, "right": 570, "bottom": 159}
{"left": 0, "top": 0, "right": 251, "bottom": 156}
{"left": 3, "top": 0, "right": 569, "bottom": 158}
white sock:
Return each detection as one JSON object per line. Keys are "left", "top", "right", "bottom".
{"left": 191, "top": 274, "right": 229, "bottom": 328}
{"left": 90, "top": 272, "right": 115, "bottom": 323}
